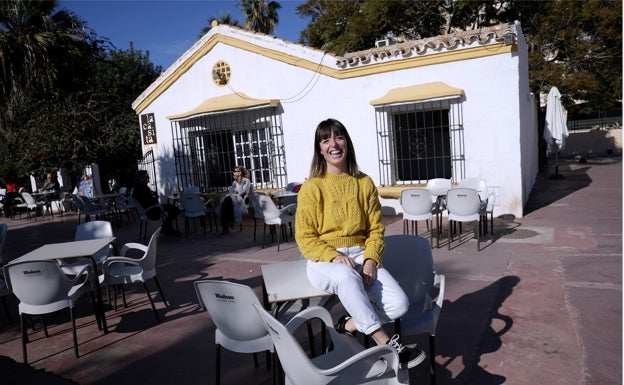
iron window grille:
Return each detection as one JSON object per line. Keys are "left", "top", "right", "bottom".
{"left": 171, "top": 107, "right": 287, "bottom": 192}
{"left": 375, "top": 98, "right": 465, "bottom": 186}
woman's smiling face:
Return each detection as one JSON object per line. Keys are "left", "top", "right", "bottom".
{"left": 319, "top": 131, "right": 347, "bottom": 174}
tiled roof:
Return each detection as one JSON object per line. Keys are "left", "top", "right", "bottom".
{"left": 336, "top": 22, "right": 517, "bottom": 67}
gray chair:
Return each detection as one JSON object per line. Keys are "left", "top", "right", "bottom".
{"left": 3, "top": 260, "right": 96, "bottom": 363}
{"left": 58, "top": 221, "right": 115, "bottom": 275}
{"left": 100, "top": 227, "right": 167, "bottom": 322}
{"left": 445, "top": 188, "right": 482, "bottom": 250}
{"left": 253, "top": 303, "right": 409, "bottom": 385}
{"left": 382, "top": 234, "right": 446, "bottom": 385}
{"left": 256, "top": 194, "right": 296, "bottom": 251}
{"left": 458, "top": 178, "right": 495, "bottom": 239}
{"left": 179, "top": 192, "right": 208, "bottom": 236}
{"left": 194, "top": 280, "right": 275, "bottom": 385}
{"left": 400, "top": 189, "right": 435, "bottom": 246}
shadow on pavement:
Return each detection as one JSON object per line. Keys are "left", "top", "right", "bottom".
{"left": 435, "top": 276, "right": 520, "bottom": 385}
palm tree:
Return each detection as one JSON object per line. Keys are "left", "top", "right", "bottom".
{"left": 238, "top": 0, "right": 281, "bottom": 35}
{"left": 0, "top": 0, "right": 88, "bottom": 134}
{"left": 199, "top": 12, "right": 241, "bottom": 37}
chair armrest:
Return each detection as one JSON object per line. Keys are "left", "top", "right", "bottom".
{"left": 285, "top": 305, "right": 333, "bottom": 332}
{"left": 433, "top": 274, "right": 445, "bottom": 309}
{"left": 69, "top": 264, "right": 91, "bottom": 285}
{"left": 120, "top": 242, "right": 148, "bottom": 256}
{"left": 327, "top": 345, "right": 399, "bottom": 378}
{"left": 280, "top": 203, "right": 297, "bottom": 215}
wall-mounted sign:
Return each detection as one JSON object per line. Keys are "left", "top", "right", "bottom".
{"left": 140, "top": 113, "right": 157, "bottom": 145}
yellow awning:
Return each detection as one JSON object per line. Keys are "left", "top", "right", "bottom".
{"left": 370, "top": 82, "right": 464, "bottom": 106}
{"left": 167, "top": 92, "right": 280, "bottom": 120}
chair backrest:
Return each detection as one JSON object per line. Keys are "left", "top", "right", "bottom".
{"left": 252, "top": 302, "right": 322, "bottom": 383}
{"left": 194, "top": 280, "right": 269, "bottom": 342}
{"left": 0, "top": 223, "right": 7, "bottom": 265}
{"left": 445, "top": 188, "right": 481, "bottom": 216}
{"left": 139, "top": 227, "right": 162, "bottom": 270}
{"left": 74, "top": 221, "right": 114, "bottom": 241}
{"left": 21, "top": 192, "right": 37, "bottom": 206}
{"left": 425, "top": 178, "right": 452, "bottom": 200}
{"left": 179, "top": 193, "right": 205, "bottom": 214}
{"left": 247, "top": 193, "right": 265, "bottom": 219}
{"left": 4, "top": 260, "right": 73, "bottom": 306}
{"left": 458, "top": 178, "right": 489, "bottom": 201}
{"left": 72, "top": 194, "right": 86, "bottom": 212}
{"left": 256, "top": 194, "right": 284, "bottom": 219}
{"left": 400, "top": 189, "right": 434, "bottom": 216}
{"left": 382, "top": 235, "right": 435, "bottom": 314}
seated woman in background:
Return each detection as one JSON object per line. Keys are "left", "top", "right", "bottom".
{"left": 220, "top": 165, "right": 253, "bottom": 233}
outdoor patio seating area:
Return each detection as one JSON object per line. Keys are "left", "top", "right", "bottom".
{"left": 0, "top": 159, "right": 620, "bottom": 385}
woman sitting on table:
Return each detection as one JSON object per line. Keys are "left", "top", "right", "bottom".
{"left": 295, "top": 118, "right": 425, "bottom": 369}
{"left": 220, "top": 165, "right": 253, "bottom": 233}
{"left": 132, "top": 170, "right": 181, "bottom": 236}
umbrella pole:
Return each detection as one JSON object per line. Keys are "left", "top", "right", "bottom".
{"left": 550, "top": 139, "right": 564, "bottom": 180}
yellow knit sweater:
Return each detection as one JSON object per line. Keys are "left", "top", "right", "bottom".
{"left": 295, "top": 172, "right": 385, "bottom": 266}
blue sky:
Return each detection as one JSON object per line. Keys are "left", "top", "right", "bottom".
{"left": 60, "top": 0, "right": 309, "bottom": 69}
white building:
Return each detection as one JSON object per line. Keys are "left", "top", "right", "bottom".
{"left": 132, "top": 20, "right": 538, "bottom": 218}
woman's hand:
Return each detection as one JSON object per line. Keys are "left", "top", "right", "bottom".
{"left": 361, "top": 259, "right": 377, "bottom": 289}
{"left": 332, "top": 254, "right": 355, "bottom": 269}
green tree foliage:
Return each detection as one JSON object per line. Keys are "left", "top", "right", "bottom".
{"left": 0, "top": 0, "right": 161, "bottom": 189}
{"left": 296, "top": 0, "right": 448, "bottom": 54}
{"left": 0, "top": 0, "right": 89, "bottom": 135}
{"left": 297, "top": 0, "right": 621, "bottom": 112}
{"left": 238, "top": 0, "right": 281, "bottom": 34}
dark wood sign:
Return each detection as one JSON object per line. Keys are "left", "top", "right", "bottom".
{"left": 140, "top": 113, "right": 157, "bottom": 145}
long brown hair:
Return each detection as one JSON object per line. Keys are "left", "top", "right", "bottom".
{"left": 309, "top": 118, "right": 360, "bottom": 178}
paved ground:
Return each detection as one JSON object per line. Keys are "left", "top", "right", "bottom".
{"left": 0, "top": 158, "right": 621, "bottom": 385}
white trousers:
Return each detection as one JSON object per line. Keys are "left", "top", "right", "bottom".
{"left": 306, "top": 246, "right": 409, "bottom": 335}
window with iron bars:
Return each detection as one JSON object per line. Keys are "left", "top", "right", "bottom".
{"left": 375, "top": 99, "right": 465, "bottom": 186}
{"left": 171, "top": 107, "right": 288, "bottom": 192}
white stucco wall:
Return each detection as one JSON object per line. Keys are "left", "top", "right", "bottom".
{"left": 134, "top": 22, "right": 534, "bottom": 218}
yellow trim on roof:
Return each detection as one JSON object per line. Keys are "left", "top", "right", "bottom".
{"left": 134, "top": 33, "right": 513, "bottom": 114}
{"left": 370, "top": 82, "right": 465, "bottom": 106}
{"left": 167, "top": 92, "right": 280, "bottom": 120}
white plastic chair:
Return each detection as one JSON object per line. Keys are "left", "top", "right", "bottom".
{"left": 445, "top": 188, "right": 482, "bottom": 250}
{"left": 248, "top": 192, "right": 268, "bottom": 242}
{"left": 127, "top": 196, "right": 163, "bottom": 242}
{"left": 20, "top": 192, "right": 45, "bottom": 221}
{"left": 458, "top": 178, "right": 495, "bottom": 238}
{"left": 3, "top": 260, "right": 96, "bottom": 363}
{"left": 179, "top": 192, "right": 208, "bottom": 236}
{"left": 253, "top": 303, "right": 409, "bottom": 385}
{"left": 58, "top": 221, "right": 115, "bottom": 275}
{"left": 194, "top": 280, "right": 275, "bottom": 385}
{"left": 256, "top": 194, "right": 296, "bottom": 251}
{"left": 426, "top": 179, "right": 452, "bottom": 247}
{"left": 400, "top": 189, "right": 434, "bottom": 246}
{"left": 100, "top": 227, "right": 167, "bottom": 322}
{"left": 382, "top": 235, "right": 445, "bottom": 385}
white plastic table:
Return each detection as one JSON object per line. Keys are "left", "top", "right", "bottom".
{"left": 12, "top": 237, "right": 116, "bottom": 333}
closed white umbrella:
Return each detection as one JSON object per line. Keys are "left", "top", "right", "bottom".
{"left": 544, "top": 86, "right": 569, "bottom": 178}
